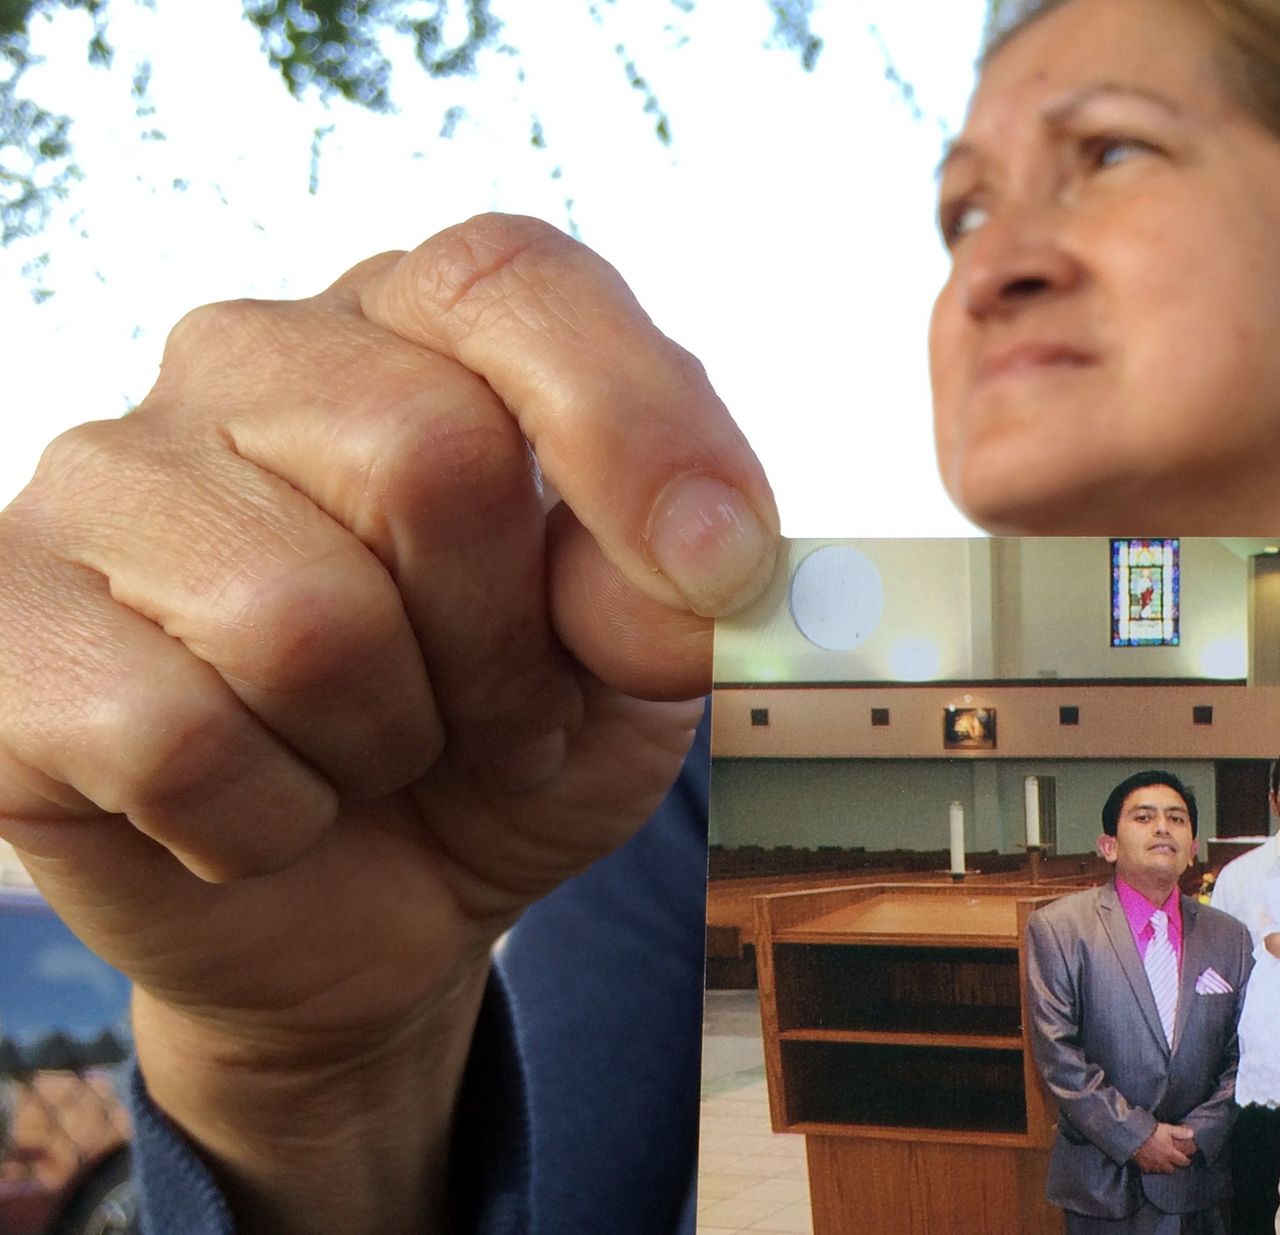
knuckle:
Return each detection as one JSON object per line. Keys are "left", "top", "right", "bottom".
{"left": 21, "top": 420, "right": 164, "bottom": 527}
{"left": 86, "top": 684, "right": 243, "bottom": 821}
{"left": 159, "top": 298, "right": 289, "bottom": 387}
{"left": 215, "top": 550, "right": 404, "bottom": 697}
{"left": 31, "top": 419, "right": 131, "bottom": 491}
{"left": 82, "top": 686, "right": 325, "bottom": 883}
{"left": 410, "top": 213, "right": 576, "bottom": 321}
{"left": 357, "top": 411, "right": 534, "bottom": 541}
{"left": 323, "top": 249, "right": 407, "bottom": 298}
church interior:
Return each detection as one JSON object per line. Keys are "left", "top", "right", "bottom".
{"left": 699, "top": 537, "right": 1280, "bottom": 1235}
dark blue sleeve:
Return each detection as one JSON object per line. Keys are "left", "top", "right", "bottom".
{"left": 128, "top": 973, "right": 534, "bottom": 1235}
{"left": 497, "top": 709, "right": 708, "bottom": 1234}
{"left": 128, "top": 1065, "right": 235, "bottom": 1235}
{"left": 128, "top": 710, "right": 708, "bottom": 1235}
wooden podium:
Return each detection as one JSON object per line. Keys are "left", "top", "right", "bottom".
{"left": 754, "top": 883, "right": 1072, "bottom": 1235}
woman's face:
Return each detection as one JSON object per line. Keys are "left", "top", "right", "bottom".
{"left": 929, "top": 0, "right": 1280, "bottom": 533}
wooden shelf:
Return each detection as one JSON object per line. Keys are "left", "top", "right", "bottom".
{"left": 752, "top": 882, "right": 1078, "bottom": 1233}
{"left": 778, "top": 1038, "right": 1029, "bottom": 1134}
{"left": 773, "top": 940, "right": 1023, "bottom": 1038}
{"left": 755, "top": 883, "right": 1069, "bottom": 1143}
{"left": 788, "top": 1121, "right": 1038, "bottom": 1148}
{"left": 776, "top": 890, "right": 1024, "bottom": 945}
{"left": 778, "top": 1027, "right": 1025, "bottom": 1051}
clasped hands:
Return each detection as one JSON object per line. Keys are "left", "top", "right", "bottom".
{"left": 1132, "top": 1123, "right": 1198, "bottom": 1174}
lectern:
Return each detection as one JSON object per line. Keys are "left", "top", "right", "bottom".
{"left": 754, "top": 883, "right": 1073, "bottom": 1235}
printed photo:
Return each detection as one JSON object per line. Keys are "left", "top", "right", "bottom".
{"left": 701, "top": 538, "right": 1280, "bottom": 1235}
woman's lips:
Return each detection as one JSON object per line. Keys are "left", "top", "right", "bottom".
{"left": 976, "top": 341, "right": 1099, "bottom": 382}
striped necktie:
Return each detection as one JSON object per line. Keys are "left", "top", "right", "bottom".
{"left": 1144, "top": 909, "right": 1179, "bottom": 1047}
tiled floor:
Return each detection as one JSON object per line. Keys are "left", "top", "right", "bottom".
{"left": 698, "top": 991, "right": 813, "bottom": 1235}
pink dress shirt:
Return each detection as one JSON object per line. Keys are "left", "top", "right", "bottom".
{"left": 1115, "top": 875, "right": 1184, "bottom": 971}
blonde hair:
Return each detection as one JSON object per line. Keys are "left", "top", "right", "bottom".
{"left": 984, "top": 0, "right": 1280, "bottom": 136}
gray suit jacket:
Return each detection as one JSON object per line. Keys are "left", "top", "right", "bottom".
{"left": 1025, "top": 882, "right": 1253, "bottom": 1219}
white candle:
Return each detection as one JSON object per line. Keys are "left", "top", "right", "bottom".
{"left": 949, "top": 801, "right": 966, "bottom": 875}
{"left": 1025, "top": 776, "right": 1041, "bottom": 848}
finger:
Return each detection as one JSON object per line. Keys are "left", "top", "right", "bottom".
{"left": 351, "top": 213, "right": 781, "bottom": 618}
{"left": 0, "top": 540, "right": 337, "bottom": 881}
{"left": 156, "top": 296, "right": 584, "bottom": 787}
{"left": 15, "top": 413, "right": 443, "bottom": 802}
{"left": 411, "top": 681, "right": 706, "bottom": 924}
{"left": 546, "top": 504, "right": 711, "bottom": 701}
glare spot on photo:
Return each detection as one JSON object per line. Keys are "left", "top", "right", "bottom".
{"left": 1198, "top": 637, "right": 1247, "bottom": 679}
{"left": 887, "top": 636, "right": 942, "bottom": 680}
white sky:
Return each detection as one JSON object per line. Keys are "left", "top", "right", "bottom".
{"left": 1, "top": 0, "right": 988, "bottom": 534}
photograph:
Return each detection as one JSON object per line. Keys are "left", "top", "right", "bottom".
{"left": 701, "top": 537, "right": 1280, "bottom": 1235}
{"left": 943, "top": 706, "right": 997, "bottom": 751}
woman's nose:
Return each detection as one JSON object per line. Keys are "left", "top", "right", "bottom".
{"left": 960, "top": 212, "right": 1084, "bottom": 319}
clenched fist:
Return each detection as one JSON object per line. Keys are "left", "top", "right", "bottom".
{"left": 0, "top": 214, "right": 779, "bottom": 1234}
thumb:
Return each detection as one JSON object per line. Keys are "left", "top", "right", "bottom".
{"left": 353, "top": 213, "right": 781, "bottom": 617}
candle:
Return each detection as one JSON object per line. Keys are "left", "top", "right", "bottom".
{"left": 1025, "top": 776, "right": 1041, "bottom": 848}
{"left": 949, "top": 801, "right": 965, "bottom": 875}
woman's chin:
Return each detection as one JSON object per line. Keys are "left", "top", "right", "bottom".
{"left": 943, "top": 456, "right": 1135, "bottom": 537}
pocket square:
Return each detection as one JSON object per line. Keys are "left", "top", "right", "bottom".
{"left": 1195, "top": 967, "right": 1234, "bottom": 995}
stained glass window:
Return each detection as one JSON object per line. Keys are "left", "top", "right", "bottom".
{"left": 1111, "top": 539, "right": 1179, "bottom": 646}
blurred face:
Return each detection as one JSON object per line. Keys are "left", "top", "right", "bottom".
{"left": 1099, "top": 783, "right": 1197, "bottom": 890}
{"left": 929, "top": 0, "right": 1280, "bottom": 533}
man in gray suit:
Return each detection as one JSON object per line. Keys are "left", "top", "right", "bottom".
{"left": 1026, "top": 770, "right": 1254, "bottom": 1234}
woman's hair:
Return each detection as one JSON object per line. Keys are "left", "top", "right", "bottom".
{"left": 983, "top": 0, "right": 1280, "bottom": 138}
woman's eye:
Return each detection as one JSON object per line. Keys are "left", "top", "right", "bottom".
{"left": 1085, "top": 135, "right": 1157, "bottom": 169}
{"left": 943, "top": 201, "right": 989, "bottom": 247}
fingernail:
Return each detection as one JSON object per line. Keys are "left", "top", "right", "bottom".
{"left": 647, "top": 474, "right": 778, "bottom": 617}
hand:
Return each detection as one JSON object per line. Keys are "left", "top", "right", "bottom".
{"left": 1264, "top": 932, "right": 1280, "bottom": 958}
{"left": 1132, "top": 1123, "right": 1197, "bottom": 1174}
{"left": 0, "top": 214, "right": 779, "bottom": 1233}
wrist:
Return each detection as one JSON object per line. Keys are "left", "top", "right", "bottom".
{"left": 131, "top": 961, "right": 491, "bottom": 1235}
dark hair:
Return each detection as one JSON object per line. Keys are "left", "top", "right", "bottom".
{"left": 982, "top": 0, "right": 1280, "bottom": 140}
{"left": 1101, "top": 770, "right": 1198, "bottom": 837}
{"left": 1271, "top": 758, "right": 1280, "bottom": 795}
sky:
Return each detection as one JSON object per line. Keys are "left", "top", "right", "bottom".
{"left": 1, "top": 0, "right": 990, "bottom": 534}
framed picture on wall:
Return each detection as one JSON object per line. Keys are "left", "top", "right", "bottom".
{"left": 942, "top": 706, "right": 996, "bottom": 751}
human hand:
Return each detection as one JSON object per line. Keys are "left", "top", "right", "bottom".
{"left": 1263, "top": 932, "right": 1280, "bottom": 958}
{"left": 1132, "top": 1123, "right": 1197, "bottom": 1174}
{"left": 0, "top": 214, "right": 779, "bottom": 1232}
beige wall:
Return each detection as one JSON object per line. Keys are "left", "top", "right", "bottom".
{"left": 992, "top": 538, "right": 1247, "bottom": 680}
{"left": 714, "top": 537, "right": 1250, "bottom": 684}
{"left": 710, "top": 540, "right": 1266, "bottom": 859}
{"left": 1252, "top": 553, "right": 1280, "bottom": 685}
{"left": 712, "top": 684, "right": 1280, "bottom": 760}
{"left": 713, "top": 538, "right": 977, "bottom": 684}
